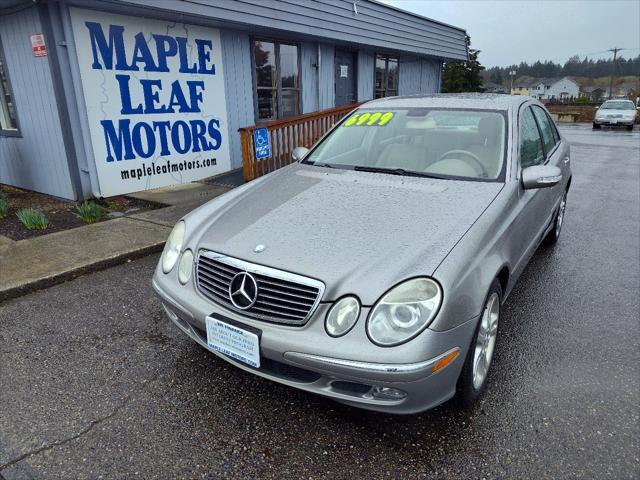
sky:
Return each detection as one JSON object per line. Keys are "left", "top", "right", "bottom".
{"left": 379, "top": 0, "right": 640, "bottom": 67}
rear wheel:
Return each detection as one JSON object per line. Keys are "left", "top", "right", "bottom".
{"left": 627, "top": 124, "right": 634, "bottom": 131}
{"left": 456, "top": 280, "right": 501, "bottom": 407}
{"left": 544, "top": 192, "right": 567, "bottom": 247}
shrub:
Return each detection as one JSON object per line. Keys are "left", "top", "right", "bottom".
{"left": 0, "top": 196, "right": 7, "bottom": 219}
{"left": 77, "top": 201, "right": 104, "bottom": 223}
{"left": 16, "top": 208, "right": 48, "bottom": 230}
{"left": 104, "top": 200, "right": 127, "bottom": 211}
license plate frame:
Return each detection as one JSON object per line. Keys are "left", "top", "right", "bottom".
{"left": 205, "top": 314, "right": 261, "bottom": 368}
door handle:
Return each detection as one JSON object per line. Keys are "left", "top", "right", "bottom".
{"left": 563, "top": 157, "right": 570, "bottom": 164}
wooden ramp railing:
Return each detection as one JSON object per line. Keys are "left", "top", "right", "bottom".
{"left": 239, "top": 102, "right": 361, "bottom": 181}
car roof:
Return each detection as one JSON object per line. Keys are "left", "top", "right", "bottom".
{"left": 363, "top": 93, "right": 531, "bottom": 111}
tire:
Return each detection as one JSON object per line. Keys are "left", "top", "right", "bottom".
{"left": 456, "top": 279, "right": 502, "bottom": 407}
{"left": 627, "top": 124, "right": 634, "bottom": 131}
{"left": 592, "top": 122, "right": 601, "bottom": 129}
{"left": 544, "top": 191, "right": 567, "bottom": 247}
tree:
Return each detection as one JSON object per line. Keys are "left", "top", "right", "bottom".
{"left": 441, "top": 36, "right": 485, "bottom": 93}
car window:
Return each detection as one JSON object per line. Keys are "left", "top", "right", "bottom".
{"left": 532, "top": 106, "right": 557, "bottom": 155}
{"left": 305, "top": 108, "right": 507, "bottom": 181}
{"left": 547, "top": 111, "right": 560, "bottom": 144}
{"left": 601, "top": 100, "right": 635, "bottom": 110}
{"left": 519, "top": 107, "right": 545, "bottom": 168}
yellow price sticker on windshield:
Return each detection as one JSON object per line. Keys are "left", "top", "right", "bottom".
{"left": 343, "top": 112, "right": 394, "bottom": 127}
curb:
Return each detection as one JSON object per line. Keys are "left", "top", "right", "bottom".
{"left": 0, "top": 241, "right": 165, "bottom": 303}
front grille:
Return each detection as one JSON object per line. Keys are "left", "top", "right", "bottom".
{"left": 196, "top": 251, "right": 324, "bottom": 326}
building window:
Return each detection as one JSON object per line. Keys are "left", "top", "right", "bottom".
{"left": 0, "top": 39, "right": 18, "bottom": 134}
{"left": 253, "top": 40, "right": 300, "bottom": 121}
{"left": 375, "top": 54, "right": 399, "bottom": 99}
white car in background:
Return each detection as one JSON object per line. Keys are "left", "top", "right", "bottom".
{"left": 593, "top": 100, "right": 638, "bottom": 130}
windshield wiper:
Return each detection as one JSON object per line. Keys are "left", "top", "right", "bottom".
{"left": 312, "top": 162, "right": 334, "bottom": 168}
{"left": 353, "top": 165, "right": 443, "bottom": 179}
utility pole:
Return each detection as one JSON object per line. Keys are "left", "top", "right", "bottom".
{"left": 608, "top": 47, "right": 624, "bottom": 99}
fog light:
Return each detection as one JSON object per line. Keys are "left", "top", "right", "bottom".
{"left": 178, "top": 249, "right": 193, "bottom": 284}
{"left": 371, "top": 386, "right": 407, "bottom": 400}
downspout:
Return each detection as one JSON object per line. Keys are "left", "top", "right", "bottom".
{"left": 317, "top": 43, "right": 321, "bottom": 111}
{"left": 59, "top": 2, "right": 103, "bottom": 199}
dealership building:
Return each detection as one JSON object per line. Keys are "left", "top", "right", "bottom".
{"left": 0, "top": 0, "right": 467, "bottom": 200}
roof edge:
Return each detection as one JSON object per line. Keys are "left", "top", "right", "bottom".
{"left": 366, "top": 0, "right": 467, "bottom": 34}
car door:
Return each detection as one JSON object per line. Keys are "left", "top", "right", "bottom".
{"left": 531, "top": 105, "right": 569, "bottom": 221}
{"left": 510, "top": 105, "right": 550, "bottom": 278}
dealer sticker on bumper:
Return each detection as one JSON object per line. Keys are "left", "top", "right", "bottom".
{"left": 205, "top": 317, "right": 260, "bottom": 368}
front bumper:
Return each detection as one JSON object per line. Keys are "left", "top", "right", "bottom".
{"left": 594, "top": 118, "right": 635, "bottom": 126}
{"left": 153, "top": 273, "right": 477, "bottom": 414}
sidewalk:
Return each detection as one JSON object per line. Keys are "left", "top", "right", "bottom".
{"left": 0, "top": 183, "right": 231, "bottom": 302}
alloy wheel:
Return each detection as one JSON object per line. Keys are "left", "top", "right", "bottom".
{"left": 472, "top": 292, "right": 500, "bottom": 390}
{"left": 555, "top": 194, "right": 567, "bottom": 238}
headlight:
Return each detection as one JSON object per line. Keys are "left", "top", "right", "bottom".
{"left": 178, "top": 249, "right": 193, "bottom": 284}
{"left": 367, "top": 278, "right": 442, "bottom": 346}
{"left": 161, "top": 220, "right": 185, "bottom": 273}
{"left": 325, "top": 296, "right": 360, "bottom": 337}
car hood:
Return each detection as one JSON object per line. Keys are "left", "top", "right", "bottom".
{"left": 193, "top": 163, "right": 503, "bottom": 304}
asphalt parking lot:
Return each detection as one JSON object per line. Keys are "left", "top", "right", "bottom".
{"left": 1, "top": 124, "right": 638, "bottom": 479}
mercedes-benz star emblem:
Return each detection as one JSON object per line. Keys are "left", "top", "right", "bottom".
{"left": 229, "top": 272, "right": 258, "bottom": 310}
{"left": 254, "top": 244, "right": 266, "bottom": 253}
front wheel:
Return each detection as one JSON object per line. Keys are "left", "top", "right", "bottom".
{"left": 627, "top": 124, "right": 634, "bottom": 131}
{"left": 544, "top": 192, "right": 567, "bottom": 247}
{"left": 456, "top": 280, "right": 501, "bottom": 407}
{"left": 592, "top": 122, "right": 601, "bottom": 129}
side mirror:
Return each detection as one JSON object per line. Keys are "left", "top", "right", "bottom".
{"left": 292, "top": 146, "right": 309, "bottom": 162}
{"left": 522, "top": 165, "right": 562, "bottom": 190}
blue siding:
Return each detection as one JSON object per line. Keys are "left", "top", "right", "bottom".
{"left": 220, "top": 29, "right": 255, "bottom": 170}
{"left": 318, "top": 43, "right": 334, "bottom": 109}
{"left": 114, "top": 0, "right": 467, "bottom": 60}
{"left": 357, "top": 51, "right": 374, "bottom": 101}
{"left": 300, "top": 42, "right": 318, "bottom": 113}
{"left": 0, "top": 6, "right": 75, "bottom": 199}
{"left": 399, "top": 56, "right": 442, "bottom": 95}
{"left": 420, "top": 59, "right": 442, "bottom": 93}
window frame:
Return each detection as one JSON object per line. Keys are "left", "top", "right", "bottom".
{"left": 374, "top": 53, "right": 400, "bottom": 99}
{"left": 0, "top": 36, "right": 20, "bottom": 137}
{"left": 251, "top": 38, "right": 302, "bottom": 122}
{"left": 530, "top": 105, "right": 560, "bottom": 161}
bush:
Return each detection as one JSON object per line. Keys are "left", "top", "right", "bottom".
{"left": 16, "top": 208, "right": 48, "bottom": 230}
{"left": 0, "top": 195, "right": 7, "bottom": 219}
{"left": 77, "top": 201, "right": 104, "bottom": 223}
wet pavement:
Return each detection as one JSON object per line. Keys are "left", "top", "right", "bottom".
{"left": 1, "top": 124, "right": 638, "bottom": 479}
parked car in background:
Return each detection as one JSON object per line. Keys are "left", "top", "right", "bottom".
{"left": 153, "top": 94, "right": 571, "bottom": 414}
{"left": 593, "top": 99, "right": 637, "bottom": 130}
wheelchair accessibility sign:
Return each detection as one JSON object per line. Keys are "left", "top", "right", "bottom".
{"left": 253, "top": 128, "right": 271, "bottom": 160}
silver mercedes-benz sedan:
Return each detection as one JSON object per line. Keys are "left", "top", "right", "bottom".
{"left": 153, "top": 94, "right": 571, "bottom": 414}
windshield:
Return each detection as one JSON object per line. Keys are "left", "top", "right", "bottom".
{"left": 601, "top": 101, "right": 635, "bottom": 110}
{"left": 304, "top": 108, "right": 507, "bottom": 181}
